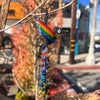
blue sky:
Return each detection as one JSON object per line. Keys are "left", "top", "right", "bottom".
{"left": 90, "top": 2, "right": 100, "bottom": 33}
{"left": 65, "top": 0, "right": 90, "bottom": 6}
{"left": 65, "top": 0, "right": 100, "bottom": 33}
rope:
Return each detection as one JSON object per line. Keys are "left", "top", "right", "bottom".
{"left": 0, "top": 0, "right": 47, "bottom": 32}
{"left": 0, "top": 1, "right": 73, "bottom": 32}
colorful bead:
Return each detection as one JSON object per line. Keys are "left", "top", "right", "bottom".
{"left": 41, "top": 88, "right": 45, "bottom": 91}
{"left": 41, "top": 74, "right": 46, "bottom": 80}
{"left": 42, "top": 79, "right": 46, "bottom": 82}
{"left": 40, "top": 82, "right": 44, "bottom": 87}
{"left": 46, "top": 65, "right": 49, "bottom": 70}
{"left": 42, "top": 70, "right": 46, "bottom": 75}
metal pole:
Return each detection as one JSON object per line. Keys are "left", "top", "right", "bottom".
{"left": 86, "top": 0, "right": 98, "bottom": 65}
{"left": 69, "top": 0, "right": 77, "bottom": 64}
{"left": 75, "top": 0, "right": 80, "bottom": 55}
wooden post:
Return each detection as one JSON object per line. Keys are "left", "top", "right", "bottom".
{"left": 69, "top": 0, "right": 77, "bottom": 64}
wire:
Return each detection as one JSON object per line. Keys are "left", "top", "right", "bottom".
{"left": 0, "top": 0, "right": 73, "bottom": 32}
{"left": 22, "top": 1, "right": 73, "bottom": 23}
{"left": 0, "top": 0, "right": 47, "bottom": 32}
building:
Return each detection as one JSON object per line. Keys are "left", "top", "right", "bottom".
{"left": 0, "top": 0, "right": 23, "bottom": 48}
{"left": 60, "top": 3, "right": 89, "bottom": 55}
{"left": 0, "top": 0, "right": 23, "bottom": 34}
{"left": 77, "top": 4, "right": 89, "bottom": 54}
{"left": 0, "top": 1, "right": 89, "bottom": 54}
{"left": 95, "top": 32, "right": 100, "bottom": 40}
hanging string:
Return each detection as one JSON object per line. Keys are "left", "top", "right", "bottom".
{"left": 0, "top": 1, "right": 73, "bottom": 32}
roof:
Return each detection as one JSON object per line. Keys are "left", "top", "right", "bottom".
{"left": 0, "top": 1, "right": 24, "bottom": 19}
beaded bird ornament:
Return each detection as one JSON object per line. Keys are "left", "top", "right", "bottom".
{"left": 36, "top": 12, "right": 61, "bottom": 92}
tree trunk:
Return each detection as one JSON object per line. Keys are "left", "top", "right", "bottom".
{"left": 57, "top": 0, "right": 62, "bottom": 64}
{"left": 0, "top": 0, "right": 11, "bottom": 48}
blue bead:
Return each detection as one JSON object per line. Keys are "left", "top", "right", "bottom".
{"left": 41, "top": 75, "right": 45, "bottom": 80}
{"left": 42, "top": 79, "right": 46, "bottom": 82}
{"left": 41, "top": 88, "right": 45, "bottom": 91}
{"left": 40, "top": 83, "right": 44, "bottom": 87}
{"left": 46, "top": 66, "right": 49, "bottom": 70}
{"left": 42, "top": 70, "right": 46, "bottom": 75}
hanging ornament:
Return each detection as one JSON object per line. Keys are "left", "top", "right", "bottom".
{"left": 35, "top": 16, "right": 42, "bottom": 35}
{"left": 39, "top": 19, "right": 56, "bottom": 44}
{"left": 36, "top": 11, "right": 61, "bottom": 92}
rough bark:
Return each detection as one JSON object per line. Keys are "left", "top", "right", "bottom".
{"left": 0, "top": 0, "right": 11, "bottom": 48}
{"left": 57, "top": 0, "right": 62, "bottom": 64}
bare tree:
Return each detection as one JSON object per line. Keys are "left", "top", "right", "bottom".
{"left": 0, "top": 0, "right": 11, "bottom": 48}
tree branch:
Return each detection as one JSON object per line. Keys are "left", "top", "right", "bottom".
{"left": 13, "top": 74, "right": 26, "bottom": 94}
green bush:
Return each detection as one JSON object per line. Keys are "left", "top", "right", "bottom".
{"left": 16, "top": 91, "right": 28, "bottom": 100}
